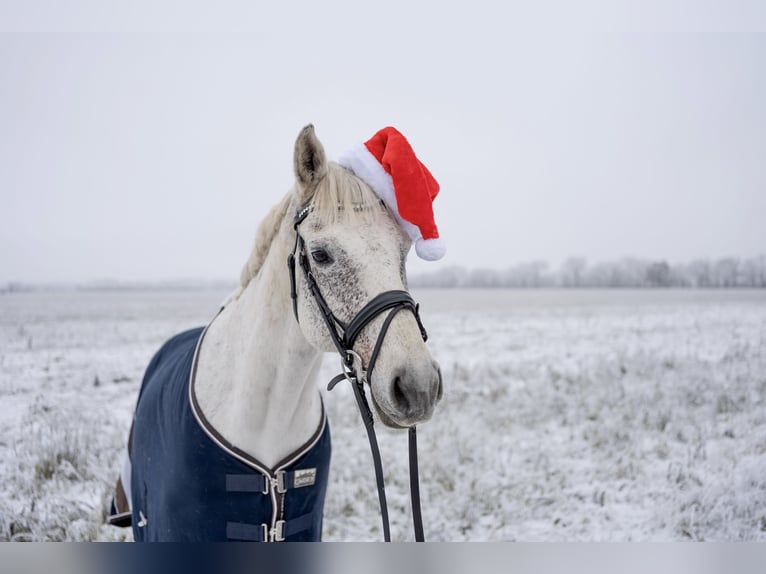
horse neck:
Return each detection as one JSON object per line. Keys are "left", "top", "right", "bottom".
{"left": 193, "top": 218, "right": 324, "bottom": 469}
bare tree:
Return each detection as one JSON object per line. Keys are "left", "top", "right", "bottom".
{"left": 561, "top": 257, "right": 587, "bottom": 287}
{"left": 646, "top": 261, "right": 671, "bottom": 287}
{"left": 409, "top": 255, "right": 766, "bottom": 288}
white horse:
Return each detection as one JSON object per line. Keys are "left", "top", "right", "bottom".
{"left": 110, "top": 125, "right": 442, "bottom": 541}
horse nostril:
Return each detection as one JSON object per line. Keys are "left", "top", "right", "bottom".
{"left": 392, "top": 375, "right": 410, "bottom": 412}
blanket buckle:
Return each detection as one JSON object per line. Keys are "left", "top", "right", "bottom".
{"left": 270, "top": 520, "right": 285, "bottom": 542}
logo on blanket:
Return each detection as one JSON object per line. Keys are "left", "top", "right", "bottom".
{"left": 293, "top": 468, "right": 317, "bottom": 488}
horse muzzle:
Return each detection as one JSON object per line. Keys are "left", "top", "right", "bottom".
{"left": 371, "top": 359, "right": 443, "bottom": 428}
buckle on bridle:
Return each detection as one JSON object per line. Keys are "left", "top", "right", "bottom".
{"left": 343, "top": 350, "right": 366, "bottom": 381}
{"left": 327, "top": 350, "right": 366, "bottom": 391}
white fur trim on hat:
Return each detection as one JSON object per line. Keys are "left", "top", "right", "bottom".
{"left": 339, "top": 139, "right": 444, "bottom": 261}
{"left": 415, "top": 237, "right": 446, "bottom": 261}
{"left": 339, "top": 143, "right": 396, "bottom": 210}
{"left": 338, "top": 142, "right": 412, "bottom": 233}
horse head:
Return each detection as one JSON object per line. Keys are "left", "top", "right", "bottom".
{"left": 289, "top": 125, "right": 443, "bottom": 428}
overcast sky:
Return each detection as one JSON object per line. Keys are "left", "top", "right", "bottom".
{"left": 1, "top": 3, "right": 765, "bottom": 283}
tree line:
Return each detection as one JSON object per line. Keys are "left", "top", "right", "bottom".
{"left": 409, "top": 255, "right": 766, "bottom": 288}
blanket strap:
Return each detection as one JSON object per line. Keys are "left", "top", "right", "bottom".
{"left": 226, "top": 512, "right": 315, "bottom": 542}
{"left": 226, "top": 469, "right": 317, "bottom": 495}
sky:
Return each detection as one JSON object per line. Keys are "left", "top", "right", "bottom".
{"left": 1, "top": 2, "right": 765, "bottom": 283}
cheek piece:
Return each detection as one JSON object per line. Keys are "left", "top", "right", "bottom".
{"left": 287, "top": 204, "right": 428, "bottom": 543}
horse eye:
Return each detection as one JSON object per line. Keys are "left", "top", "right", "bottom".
{"left": 311, "top": 249, "right": 332, "bottom": 265}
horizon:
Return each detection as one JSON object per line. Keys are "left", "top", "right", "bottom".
{"left": 4, "top": 253, "right": 764, "bottom": 290}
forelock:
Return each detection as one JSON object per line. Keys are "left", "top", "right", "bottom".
{"left": 310, "top": 162, "right": 383, "bottom": 227}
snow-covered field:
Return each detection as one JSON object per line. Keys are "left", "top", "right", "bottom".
{"left": 1, "top": 288, "right": 765, "bottom": 542}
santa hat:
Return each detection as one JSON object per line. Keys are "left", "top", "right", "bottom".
{"left": 338, "top": 126, "right": 446, "bottom": 261}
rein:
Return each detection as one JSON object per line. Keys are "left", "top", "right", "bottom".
{"left": 287, "top": 205, "right": 426, "bottom": 542}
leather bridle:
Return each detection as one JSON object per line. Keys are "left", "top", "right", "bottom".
{"left": 287, "top": 203, "right": 427, "bottom": 542}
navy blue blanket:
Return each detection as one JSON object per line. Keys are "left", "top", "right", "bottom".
{"left": 110, "top": 327, "right": 332, "bottom": 542}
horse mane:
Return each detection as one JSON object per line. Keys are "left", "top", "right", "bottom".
{"left": 238, "top": 163, "right": 380, "bottom": 292}
{"left": 238, "top": 191, "right": 292, "bottom": 292}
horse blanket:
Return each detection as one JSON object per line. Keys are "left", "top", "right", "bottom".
{"left": 108, "top": 326, "right": 332, "bottom": 542}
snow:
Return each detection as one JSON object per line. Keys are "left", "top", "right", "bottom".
{"left": 1, "top": 288, "right": 765, "bottom": 541}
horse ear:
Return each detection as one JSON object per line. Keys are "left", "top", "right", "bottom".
{"left": 293, "top": 124, "right": 327, "bottom": 201}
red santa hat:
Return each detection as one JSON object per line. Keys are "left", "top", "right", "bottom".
{"left": 338, "top": 126, "right": 446, "bottom": 261}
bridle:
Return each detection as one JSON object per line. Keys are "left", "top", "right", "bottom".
{"left": 287, "top": 203, "right": 427, "bottom": 542}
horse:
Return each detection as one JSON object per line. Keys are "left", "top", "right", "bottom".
{"left": 108, "top": 125, "right": 443, "bottom": 541}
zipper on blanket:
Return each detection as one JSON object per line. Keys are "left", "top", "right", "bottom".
{"left": 265, "top": 472, "right": 282, "bottom": 542}
{"left": 259, "top": 471, "right": 286, "bottom": 542}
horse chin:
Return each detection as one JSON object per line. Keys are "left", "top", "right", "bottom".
{"left": 369, "top": 394, "right": 413, "bottom": 429}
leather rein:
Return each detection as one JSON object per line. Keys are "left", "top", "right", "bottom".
{"left": 287, "top": 204, "right": 426, "bottom": 542}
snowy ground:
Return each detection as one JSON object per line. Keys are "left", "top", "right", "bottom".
{"left": 1, "top": 288, "right": 765, "bottom": 542}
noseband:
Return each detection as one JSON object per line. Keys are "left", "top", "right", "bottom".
{"left": 287, "top": 204, "right": 426, "bottom": 542}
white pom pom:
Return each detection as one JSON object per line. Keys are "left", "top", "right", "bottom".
{"left": 415, "top": 237, "right": 446, "bottom": 261}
